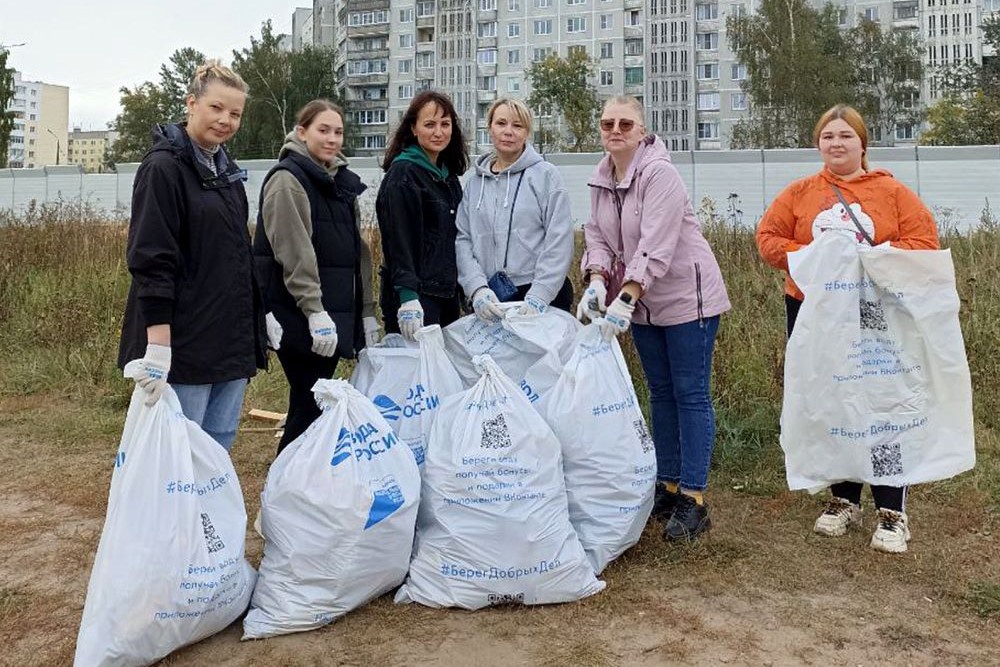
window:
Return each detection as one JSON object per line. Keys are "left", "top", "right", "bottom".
{"left": 731, "top": 63, "right": 746, "bottom": 80}
{"left": 508, "top": 22, "right": 520, "bottom": 37}
{"left": 732, "top": 92, "right": 748, "bottom": 110}
{"left": 400, "top": 8, "right": 414, "bottom": 22}
{"left": 695, "top": 3, "right": 718, "bottom": 19}
{"left": 567, "top": 17, "right": 586, "bottom": 32}
{"left": 477, "top": 48, "right": 498, "bottom": 64}
{"left": 477, "top": 129, "right": 491, "bottom": 145}
{"left": 362, "top": 135, "right": 387, "bottom": 150}
{"left": 355, "top": 109, "right": 387, "bottom": 125}
{"left": 696, "top": 62, "right": 719, "bottom": 79}
{"left": 625, "top": 39, "right": 643, "bottom": 55}
{"left": 416, "top": 0, "right": 435, "bottom": 17}
{"left": 697, "top": 122, "right": 719, "bottom": 139}
{"left": 600, "top": 70, "right": 614, "bottom": 86}
{"left": 534, "top": 19, "right": 553, "bottom": 35}
{"left": 399, "top": 59, "right": 413, "bottom": 73}
{"left": 508, "top": 77, "right": 521, "bottom": 92}
{"left": 568, "top": 45, "right": 587, "bottom": 57}
{"left": 837, "top": 8, "right": 847, "bottom": 25}
{"left": 400, "top": 34, "right": 414, "bottom": 47}
{"left": 625, "top": 67, "right": 643, "bottom": 85}
{"left": 478, "top": 21, "right": 497, "bottom": 37}
{"left": 600, "top": 14, "right": 613, "bottom": 30}
{"left": 697, "top": 92, "right": 720, "bottom": 110}
{"left": 895, "top": 124, "right": 915, "bottom": 140}
{"left": 568, "top": 0, "right": 586, "bottom": 4}
{"left": 696, "top": 32, "right": 718, "bottom": 50}
{"left": 398, "top": 84, "right": 414, "bottom": 99}
{"left": 417, "top": 52, "right": 435, "bottom": 68}
{"left": 628, "top": 10, "right": 640, "bottom": 25}
{"left": 509, "top": 0, "right": 520, "bottom": 8}
{"left": 532, "top": 47, "right": 553, "bottom": 61}
{"left": 348, "top": 10, "right": 389, "bottom": 25}
{"left": 535, "top": 0, "right": 552, "bottom": 6}
{"left": 479, "top": 75, "right": 497, "bottom": 90}
{"left": 730, "top": 2, "right": 747, "bottom": 17}
{"left": 480, "top": 0, "right": 496, "bottom": 8}
{"left": 348, "top": 59, "right": 388, "bottom": 75}
{"left": 600, "top": 42, "right": 613, "bottom": 58}
{"left": 508, "top": 48, "right": 521, "bottom": 64}
{"left": 864, "top": 7, "right": 879, "bottom": 21}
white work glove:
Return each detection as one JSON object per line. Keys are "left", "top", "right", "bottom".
{"left": 599, "top": 292, "right": 636, "bottom": 341}
{"left": 397, "top": 299, "right": 424, "bottom": 341}
{"left": 308, "top": 311, "right": 338, "bottom": 357}
{"left": 472, "top": 287, "right": 504, "bottom": 323}
{"left": 265, "top": 312, "right": 283, "bottom": 350}
{"left": 517, "top": 293, "right": 548, "bottom": 317}
{"left": 576, "top": 277, "right": 608, "bottom": 322}
{"left": 134, "top": 343, "right": 171, "bottom": 406}
{"left": 363, "top": 316, "right": 382, "bottom": 347}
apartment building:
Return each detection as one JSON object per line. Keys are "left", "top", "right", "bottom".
{"left": 5, "top": 70, "right": 69, "bottom": 168}
{"left": 292, "top": 7, "right": 316, "bottom": 51}
{"left": 66, "top": 128, "right": 118, "bottom": 173}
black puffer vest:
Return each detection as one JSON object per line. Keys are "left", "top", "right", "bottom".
{"left": 253, "top": 153, "right": 367, "bottom": 358}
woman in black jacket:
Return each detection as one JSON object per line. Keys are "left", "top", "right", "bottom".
{"left": 376, "top": 90, "right": 468, "bottom": 340}
{"left": 254, "top": 99, "right": 377, "bottom": 453}
{"left": 118, "top": 61, "right": 267, "bottom": 451}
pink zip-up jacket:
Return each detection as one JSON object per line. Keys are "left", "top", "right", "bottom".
{"left": 581, "top": 134, "right": 731, "bottom": 327}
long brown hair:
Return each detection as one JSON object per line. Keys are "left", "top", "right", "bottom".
{"left": 382, "top": 90, "right": 468, "bottom": 174}
{"left": 296, "top": 99, "right": 343, "bottom": 129}
{"left": 814, "top": 104, "right": 869, "bottom": 171}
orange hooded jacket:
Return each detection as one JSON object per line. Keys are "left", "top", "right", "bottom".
{"left": 756, "top": 167, "right": 940, "bottom": 300}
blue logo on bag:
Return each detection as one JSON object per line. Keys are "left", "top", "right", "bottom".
{"left": 331, "top": 427, "right": 353, "bottom": 467}
{"left": 373, "top": 395, "right": 402, "bottom": 421}
{"left": 365, "top": 475, "right": 405, "bottom": 529}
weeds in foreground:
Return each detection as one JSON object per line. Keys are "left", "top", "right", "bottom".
{"left": 967, "top": 581, "right": 1000, "bottom": 618}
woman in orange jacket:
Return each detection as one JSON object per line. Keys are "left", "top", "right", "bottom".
{"left": 756, "top": 104, "right": 940, "bottom": 554}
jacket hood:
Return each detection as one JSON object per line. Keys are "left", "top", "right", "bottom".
{"left": 818, "top": 166, "right": 894, "bottom": 185}
{"left": 474, "top": 142, "right": 544, "bottom": 176}
{"left": 590, "top": 134, "right": 671, "bottom": 189}
{"left": 147, "top": 122, "right": 237, "bottom": 183}
{"left": 278, "top": 130, "right": 348, "bottom": 175}
{"left": 393, "top": 143, "right": 449, "bottom": 179}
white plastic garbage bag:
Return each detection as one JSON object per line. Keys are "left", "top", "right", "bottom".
{"left": 242, "top": 379, "right": 421, "bottom": 639}
{"left": 395, "top": 355, "right": 605, "bottom": 609}
{"left": 75, "top": 365, "right": 256, "bottom": 667}
{"left": 542, "top": 324, "right": 656, "bottom": 573}
{"left": 443, "top": 304, "right": 580, "bottom": 407}
{"left": 782, "top": 232, "right": 975, "bottom": 491}
{"left": 350, "top": 326, "right": 464, "bottom": 466}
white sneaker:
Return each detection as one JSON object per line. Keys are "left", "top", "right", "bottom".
{"left": 870, "top": 509, "right": 911, "bottom": 554}
{"left": 813, "top": 497, "right": 863, "bottom": 537}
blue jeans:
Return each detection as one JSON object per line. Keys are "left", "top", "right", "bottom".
{"left": 631, "top": 316, "right": 720, "bottom": 491}
{"left": 172, "top": 379, "right": 249, "bottom": 451}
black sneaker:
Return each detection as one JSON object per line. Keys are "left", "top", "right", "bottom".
{"left": 663, "top": 494, "right": 712, "bottom": 541}
{"left": 652, "top": 484, "right": 682, "bottom": 522}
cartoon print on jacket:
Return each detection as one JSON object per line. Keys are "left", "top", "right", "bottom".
{"left": 811, "top": 201, "right": 875, "bottom": 244}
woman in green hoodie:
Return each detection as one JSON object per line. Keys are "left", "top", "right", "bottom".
{"left": 376, "top": 90, "right": 469, "bottom": 340}
{"left": 253, "top": 99, "right": 377, "bottom": 453}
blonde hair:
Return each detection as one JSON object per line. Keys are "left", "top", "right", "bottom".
{"left": 814, "top": 104, "right": 869, "bottom": 171}
{"left": 603, "top": 95, "right": 646, "bottom": 127}
{"left": 487, "top": 97, "right": 534, "bottom": 135}
{"left": 188, "top": 60, "right": 249, "bottom": 99}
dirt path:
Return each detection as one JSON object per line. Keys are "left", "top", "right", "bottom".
{"left": 0, "top": 420, "right": 997, "bottom": 666}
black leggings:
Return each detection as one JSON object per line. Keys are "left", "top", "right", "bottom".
{"left": 274, "top": 346, "right": 340, "bottom": 455}
{"left": 785, "top": 295, "right": 906, "bottom": 512}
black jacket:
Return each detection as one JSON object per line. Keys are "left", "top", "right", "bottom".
{"left": 253, "top": 153, "right": 367, "bottom": 358}
{"left": 375, "top": 159, "right": 463, "bottom": 299}
{"left": 118, "top": 123, "right": 268, "bottom": 384}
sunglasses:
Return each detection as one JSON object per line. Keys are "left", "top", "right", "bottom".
{"left": 600, "top": 118, "right": 636, "bottom": 132}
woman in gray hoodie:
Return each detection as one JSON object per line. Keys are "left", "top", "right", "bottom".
{"left": 455, "top": 97, "right": 575, "bottom": 321}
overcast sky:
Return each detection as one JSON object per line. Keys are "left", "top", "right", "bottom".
{"left": 1, "top": 1, "right": 306, "bottom": 130}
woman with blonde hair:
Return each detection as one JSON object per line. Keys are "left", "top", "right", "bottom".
{"left": 455, "top": 97, "right": 574, "bottom": 320}
{"left": 119, "top": 60, "right": 267, "bottom": 451}
{"left": 578, "top": 95, "right": 731, "bottom": 541}
{"left": 756, "top": 104, "right": 940, "bottom": 553}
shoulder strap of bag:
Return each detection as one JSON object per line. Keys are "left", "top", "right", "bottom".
{"left": 830, "top": 184, "right": 874, "bottom": 246}
{"left": 502, "top": 170, "right": 527, "bottom": 269}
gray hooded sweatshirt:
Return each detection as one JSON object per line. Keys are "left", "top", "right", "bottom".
{"left": 259, "top": 131, "right": 375, "bottom": 318}
{"left": 455, "top": 143, "right": 574, "bottom": 305}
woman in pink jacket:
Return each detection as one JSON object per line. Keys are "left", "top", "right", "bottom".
{"left": 579, "top": 96, "right": 731, "bottom": 541}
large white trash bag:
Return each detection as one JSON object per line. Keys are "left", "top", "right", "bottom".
{"left": 782, "top": 232, "right": 975, "bottom": 491}
{"left": 350, "top": 325, "right": 464, "bottom": 466}
{"left": 542, "top": 324, "right": 656, "bottom": 573}
{"left": 395, "top": 355, "right": 605, "bottom": 609}
{"left": 75, "top": 364, "right": 256, "bottom": 667}
{"left": 242, "top": 379, "right": 421, "bottom": 639}
{"left": 443, "top": 305, "right": 580, "bottom": 406}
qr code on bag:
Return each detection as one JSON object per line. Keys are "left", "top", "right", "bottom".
{"left": 201, "top": 512, "right": 226, "bottom": 554}
{"left": 633, "top": 419, "right": 653, "bottom": 454}
{"left": 481, "top": 413, "right": 512, "bottom": 450}
{"left": 860, "top": 299, "right": 888, "bottom": 331}
{"left": 870, "top": 441, "right": 903, "bottom": 477}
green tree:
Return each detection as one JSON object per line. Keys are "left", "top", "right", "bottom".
{"left": 109, "top": 48, "right": 206, "bottom": 163}
{"left": 0, "top": 48, "right": 15, "bottom": 168}
{"left": 229, "top": 21, "right": 340, "bottom": 159}
{"left": 848, "top": 19, "right": 924, "bottom": 146}
{"left": 727, "top": 0, "right": 854, "bottom": 148}
{"left": 526, "top": 50, "right": 601, "bottom": 152}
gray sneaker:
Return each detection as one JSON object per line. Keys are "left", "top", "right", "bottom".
{"left": 813, "top": 497, "right": 862, "bottom": 537}
{"left": 870, "top": 509, "right": 911, "bottom": 553}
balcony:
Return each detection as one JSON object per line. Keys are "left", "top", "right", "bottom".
{"left": 624, "top": 0, "right": 642, "bottom": 8}
{"left": 625, "top": 83, "right": 644, "bottom": 96}
{"left": 417, "top": 41, "right": 435, "bottom": 53}
{"left": 477, "top": 63, "right": 497, "bottom": 76}
{"left": 624, "top": 55, "right": 644, "bottom": 68}
{"left": 625, "top": 24, "right": 643, "bottom": 39}
{"left": 345, "top": 99, "right": 389, "bottom": 111}
{"left": 416, "top": 15, "right": 436, "bottom": 29}
{"left": 346, "top": 72, "right": 389, "bottom": 86}
{"left": 347, "top": 47, "right": 390, "bottom": 60}
{"left": 346, "top": 24, "right": 390, "bottom": 38}
{"left": 477, "top": 89, "right": 498, "bottom": 103}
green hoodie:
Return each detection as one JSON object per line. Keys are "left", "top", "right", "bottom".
{"left": 393, "top": 144, "right": 449, "bottom": 180}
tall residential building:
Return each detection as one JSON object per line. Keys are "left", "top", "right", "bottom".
{"left": 66, "top": 128, "right": 118, "bottom": 173}
{"left": 5, "top": 70, "right": 69, "bottom": 168}
{"left": 313, "top": 0, "right": 338, "bottom": 47}
{"left": 292, "top": 7, "right": 316, "bottom": 51}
